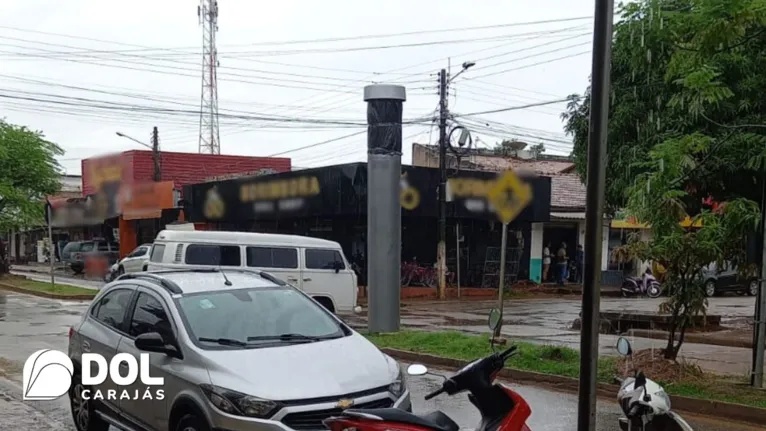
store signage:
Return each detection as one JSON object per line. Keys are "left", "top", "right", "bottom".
{"left": 204, "top": 168, "right": 277, "bottom": 182}
{"left": 121, "top": 181, "right": 176, "bottom": 220}
{"left": 239, "top": 176, "right": 320, "bottom": 202}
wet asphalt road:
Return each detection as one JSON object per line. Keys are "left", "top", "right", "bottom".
{"left": 0, "top": 290, "right": 760, "bottom": 430}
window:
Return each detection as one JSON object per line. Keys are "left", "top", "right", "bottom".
{"left": 129, "top": 293, "right": 174, "bottom": 342}
{"left": 246, "top": 247, "right": 298, "bottom": 269}
{"left": 97, "top": 242, "right": 109, "bottom": 252}
{"left": 305, "top": 249, "right": 345, "bottom": 270}
{"left": 150, "top": 244, "right": 166, "bottom": 262}
{"left": 93, "top": 289, "right": 133, "bottom": 331}
{"left": 177, "top": 287, "right": 344, "bottom": 349}
{"left": 80, "top": 242, "right": 94, "bottom": 253}
{"left": 185, "top": 244, "right": 241, "bottom": 266}
{"left": 131, "top": 246, "right": 148, "bottom": 258}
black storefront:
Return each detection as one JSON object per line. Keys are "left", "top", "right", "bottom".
{"left": 183, "top": 162, "right": 551, "bottom": 287}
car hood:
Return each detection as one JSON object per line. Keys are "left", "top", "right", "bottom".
{"left": 202, "top": 333, "right": 398, "bottom": 401}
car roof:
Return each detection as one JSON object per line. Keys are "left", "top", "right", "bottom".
{"left": 121, "top": 269, "right": 284, "bottom": 295}
{"left": 154, "top": 230, "right": 341, "bottom": 249}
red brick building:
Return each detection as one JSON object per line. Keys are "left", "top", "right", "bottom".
{"left": 79, "top": 150, "right": 291, "bottom": 258}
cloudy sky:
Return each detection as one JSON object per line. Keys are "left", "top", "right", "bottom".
{"left": 0, "top": 0, "right": 596, "bottom": 175}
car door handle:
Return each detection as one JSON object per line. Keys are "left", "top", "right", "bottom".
{"left": 287, "top": 277, "right": 298, "bottom": 282}
{"left": 303, "top": 278, "right": 312, "bottom": 282}
{"left": 82, "top": 341, "right": 91, "bottom": 353}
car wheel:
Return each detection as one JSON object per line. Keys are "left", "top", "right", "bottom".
{"left": 747, "top": 279, "right": 759, "bottom": 296}
{"left": 175, "top": 414, "right": 211, "bottom": 431}
{"left": 705, "top": 280, "right": 717, "bottom": 297}
{"left": 69, "top": 379, "right": 109, "bottom": 431}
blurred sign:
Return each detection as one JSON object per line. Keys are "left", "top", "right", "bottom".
{"left": 487, "top": 170, "right": 532, "bottom": 224}
{"left": 121, "top": 181, "right": 176, "bottom": 220}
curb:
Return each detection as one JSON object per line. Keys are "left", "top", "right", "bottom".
{"left": 627, "top": 328, "right": 760, "bottom": 350}
{"left": 0, "top": 281, "right": 96, "bottom": 301}
{"left": 380, "top": 348, "right": 766, "bottom": 427}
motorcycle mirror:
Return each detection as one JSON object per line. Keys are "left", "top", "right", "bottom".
{"left": 616, "top": 337, "right": 633, "bottom": 356}
{"left": 488, "top": 308, "right": 501, "bottom": 330}
{"left": 407, "top": 364, "right": 428, "bottom": 376}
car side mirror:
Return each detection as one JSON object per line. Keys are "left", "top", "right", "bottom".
{"left": 135, "top": 332, "right": 181, "bottom": 358}
{"left": 334, "top": 261, "right": 342, "bottom": 273}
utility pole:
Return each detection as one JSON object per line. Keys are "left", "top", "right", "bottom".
{"left": 47, "top": 203, "right": 54, "bottom": 290}
{"left": 437, "top": 69, "right": 448, "bottom": 300}
{"left": 151, "top": 126, "right": 161, "bottom": 182}
{"left": 577, "top": 0, "right": 614, "bottom": 430}
{"left": 753, "top": 177, "right": 766, "bottom": 387}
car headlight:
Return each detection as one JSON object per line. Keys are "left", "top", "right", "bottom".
{"left": 200, "top": 384, "right": 282, "bottom": 418}
{"left": 389, "top": 365, "right": 407, "bottom": 397}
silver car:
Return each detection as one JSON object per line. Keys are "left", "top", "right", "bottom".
{"left": 67, "top": 269, "right": 410, "bottom": 431}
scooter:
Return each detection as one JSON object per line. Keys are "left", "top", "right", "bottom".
{"left": 323, "top": 309, "right": 533, "bottom": 431}
{"left": 622, "top": 268, "right": 663, "bottom": 298}
{"left": 615, "top": 337, "right": 694, "bottom": 431}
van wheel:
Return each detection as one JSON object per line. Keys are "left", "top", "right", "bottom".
{"left": 175, "top": 414, "right": 211, "bottom": 431}
{"left": 314, "top": 297, "right": 335, "bottom": 313}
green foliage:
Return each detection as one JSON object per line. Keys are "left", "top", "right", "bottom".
{"left": 564, "top": 0, "right": 766, "bottom": 360}
{"left": 562, "top": 0, "right": 766, "bottom": 211}
{"left": 0, "top": 119, "right": 63, "bottom": 231}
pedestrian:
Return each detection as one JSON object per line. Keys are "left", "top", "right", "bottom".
{"left": 542, "top": 242, "right": 551, "bottom": 282}
{"left": 556, "top": 242, "right": 568, "bottom": 285}
{"left": 575, "top": 244, "right": 584, "bottom": 283}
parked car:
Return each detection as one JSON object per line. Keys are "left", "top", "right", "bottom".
{"left": 147, "top": 230, "right": 359, "bottom": 314}
{"left": 61, "top": 241, "right": 84, "bottom": 266}
{"left": 67, "top": 269, "right": 410, "bottom": 431}
{"left": 115, "top": 243, "right": 153, "bottom": 276}
{"left": 70, "top": 239, "right": 119, "bottom": 274}
{"left": 701, "top": 261, "right": 758, "bottom": 297}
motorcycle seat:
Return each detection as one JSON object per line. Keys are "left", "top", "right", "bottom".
{"left": 344, "top": 408, "right": 460, "bottom": 431}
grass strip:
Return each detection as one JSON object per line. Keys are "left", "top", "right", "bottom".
{"left": 0, "top": 276, "right": 96, "bottom": 296}
{"left": 366, "top": 330, "right": 766, "bottom": 409}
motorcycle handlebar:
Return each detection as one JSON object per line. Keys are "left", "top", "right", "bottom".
{"left": 500, "top": 344, "right": 518, "bottom": 361}
{"left": 424, "top": 387, "right": 445, "bottom": 400}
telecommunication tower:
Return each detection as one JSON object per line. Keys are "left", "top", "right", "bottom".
{"left": 197, "top": 0, "right": 221, "bottom": 154}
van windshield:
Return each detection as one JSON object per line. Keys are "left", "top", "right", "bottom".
{"left": 176, "top": 287, "right": 346, "bottom": 349}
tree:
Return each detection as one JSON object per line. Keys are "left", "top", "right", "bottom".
{"left": 622, "top": 135, "right": 759, "bottom": 360}
{"left": 562, "top": 0, "right": 766, "bottom": 213}
{"left": 563, "top": 0, "right": 766, "bottom": 360}
{"left": 0, "top": 120, "right": 63, "bottom": 271}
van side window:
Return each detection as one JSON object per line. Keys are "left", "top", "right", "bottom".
{"left": 186, "top": 244, "right": 241, "bottom": 266}
{"left": 246, "top": 247, "right": 298, "bottom": 269}
{"left": 305, "top": 249, "right": 345, "bottom": 270}
{"left": 150, "top": 244, "right": 166, "bottom": 262}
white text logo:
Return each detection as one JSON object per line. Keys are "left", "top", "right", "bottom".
{"left": 23, "top": 350, "right": 74, "bottom": 401}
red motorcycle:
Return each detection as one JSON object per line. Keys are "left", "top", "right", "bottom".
{"left": 324, "top": 310, "right": 532, "bottom": 431}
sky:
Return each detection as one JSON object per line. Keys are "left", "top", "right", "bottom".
{"left": 0, "top": 0, "right": 597, "bottom": 176}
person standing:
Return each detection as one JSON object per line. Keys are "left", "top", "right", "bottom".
{"left": 556, "top": 242, "right": 568, "bottom": 285}
{"left": 542, "top": 242, "right": 551, "bottom": 282}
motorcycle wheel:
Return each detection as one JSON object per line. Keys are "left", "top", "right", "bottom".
{"left": 647, "top": 283, "right": 662, "bottom": 298}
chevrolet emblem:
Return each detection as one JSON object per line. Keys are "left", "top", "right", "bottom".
{"left": 336, "top": 399, "right": 355, "bottom": 409}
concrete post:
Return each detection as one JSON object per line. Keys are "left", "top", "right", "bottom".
{"left": 364, "top": 84, "right": 406, "bottom": 333}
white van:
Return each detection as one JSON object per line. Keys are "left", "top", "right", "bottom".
{"left": 147, "top": 230, "right": 359, "bottom": 313}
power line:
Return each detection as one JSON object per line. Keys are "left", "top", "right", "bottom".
{"left": 454, "top": 98, "right": 571, "bottom": 117}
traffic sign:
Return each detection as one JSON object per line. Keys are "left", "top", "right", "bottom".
{"left": 486, "top": 170, "right": 533, "bottom": 224}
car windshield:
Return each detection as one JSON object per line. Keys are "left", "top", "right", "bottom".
{"left": 176, "top": 287, "right": 346, "bottom": 349}
{"left": 80, "top": 242, "right": 94, "bottom": 252}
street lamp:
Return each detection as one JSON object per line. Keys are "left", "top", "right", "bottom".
{"left": 449, "top": 61, "right": 476, "bottom": 83}
{"left": 115, "top": 131, "right": 152, "bottom": 150}
{"left": 115, "top": 129, "right": 161, "bottom": 182}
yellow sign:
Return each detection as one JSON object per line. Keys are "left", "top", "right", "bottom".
{"left": 486, "top": 170, "right": 532, "bottom": 224}
{"left": 203, "top": 187, "right": 225, "bottom": 219}
{"left": 447, "top": 177, "right": 495, "bottom": 198}
{"left": 239, "top": 176, "right": 320, "bottom": 203}
{"left": 400, "top": 172, "right": 420, "bottom": 210}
